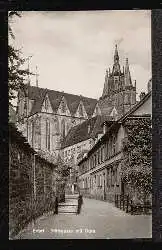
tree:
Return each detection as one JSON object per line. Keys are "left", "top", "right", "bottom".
{"left": 8, "top": 11, "right": 33, "bottom": 107}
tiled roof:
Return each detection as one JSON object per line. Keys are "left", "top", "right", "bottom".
{"left": 27, "top": 85, "right": 97, "bottom": 117}
{"left": 61, "top": 115, "right": 110, "bottom": 149}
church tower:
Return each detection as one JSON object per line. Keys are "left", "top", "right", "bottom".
{"left": 101, "top": 45, "right": 136, "bottom": 116}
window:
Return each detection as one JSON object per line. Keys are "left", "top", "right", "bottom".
{"left": 61, "top": 119, "right": 66, "bottom": 138}
{"left": 112, "top": 136, "right": 116, "bottom": 155}
{"left": 101, "top": 147, "right": 103, "bottom": 162}
{"left": 98, "top": 150, "right": 100, "bottom": 164}
{"left": 105, "top": 142, "right": 108, "bottom": 160}
{"left": 46, "top": 119, "right": 50, "bottom": 150}
{"left": 100, "top": 175, "right": 102, "bottom": 187}
{"left": 53, "top": 117, "right": 59, "bottom": 134}
{"left": 94, "top": 154, "right": 96, "bottom": 166}
{"left": 94, "top": 175, "right": 96, "bottom": 185}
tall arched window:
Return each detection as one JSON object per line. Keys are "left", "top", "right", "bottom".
{"left": 35, "top": 118, "right": 41, "bottom": 149}
{"left": 46, "top": 119, "right": 50, "bottom": 150}
{"left": 53, "top": 117, "right": 60, "bottom": 135}
{"left": 61, "top": 119, "right": 66, "bottom": 138}
{"left": 112, "top": 135, "right": 116, "bottom": 155}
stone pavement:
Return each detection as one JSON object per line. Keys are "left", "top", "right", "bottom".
{"left": 14, "top": 197, "right": 152, "bottom": 239}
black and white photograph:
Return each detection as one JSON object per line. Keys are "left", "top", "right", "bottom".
{"left": 9, "top": 10, "right": 152, "bottom": 239}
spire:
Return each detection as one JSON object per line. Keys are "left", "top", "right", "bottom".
{"left": 112, "top": 44, "right": 120, "bottom": 74}
{"left": 124, "top": 58, "right": 132, "bottom": 86}
{"left": 114, "top": 44, "right": 119, "bottom": 63}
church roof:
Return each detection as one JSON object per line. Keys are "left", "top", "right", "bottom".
{"left": 61, "top": 115, "right": 111, "bottom": 149}
{"left": 27, "top": 85, "right": 97, "bottom": 117}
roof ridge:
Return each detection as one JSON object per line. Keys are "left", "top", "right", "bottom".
{"left": 28, "top": 85, "right": 98, "bottom": 101}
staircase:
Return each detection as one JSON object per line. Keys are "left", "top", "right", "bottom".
{"left": 58, "top": 194, "right": 79, "bottom": 215}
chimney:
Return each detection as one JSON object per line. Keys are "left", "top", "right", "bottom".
{"left": 139, "top": 92, "right": 146, "bottom": 101}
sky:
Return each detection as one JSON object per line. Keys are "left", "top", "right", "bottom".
{"left": 10, "top": 10, "right": 151, "bottom": 100}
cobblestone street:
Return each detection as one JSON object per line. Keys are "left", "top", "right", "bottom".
{"left": 15, "top": 197, "right": 152, "bottom": 239}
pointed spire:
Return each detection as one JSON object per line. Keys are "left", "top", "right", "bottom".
{"left": 124, "top": 58, "right": 132, "bottom": 86}
{"left": 114, "top": 44, "right": 119, "bottom": 63}
{"left": 112, "top": 44, "right": 120, "bottom": 74}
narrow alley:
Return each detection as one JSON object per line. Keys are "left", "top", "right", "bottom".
{"left": 15, "top": 195, "right": 152, "bottom": 239}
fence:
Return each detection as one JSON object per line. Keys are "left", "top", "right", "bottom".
{"left": 114, "top": 194, "right": 152, "bottom": 215}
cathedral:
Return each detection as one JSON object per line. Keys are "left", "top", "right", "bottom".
{"left": 16, "top": 45, "right": 137, "bottom": 167}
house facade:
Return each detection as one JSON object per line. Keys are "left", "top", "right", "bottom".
{"left": 78, "top": 82, "right": 152, "bottom": 204}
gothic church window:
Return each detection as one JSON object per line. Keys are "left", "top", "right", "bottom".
{"left": 35, "top": 118, "right": 41, "bottom": 149}
{"left": 46, "top": 119, "right": 50, "bottom": 150}
{"left": 112, "top": 136, "right": 116, "bottom": 155}
{"left": 61, "top": 119, "right": 66, "bottom": 138}
{"left": 53, "top": 117, "right": 60, "bottom": 134}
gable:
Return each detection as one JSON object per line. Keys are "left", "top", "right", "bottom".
{"left": 92, "top": 103, "right": 102, "bottom": 117}
{"left": 110, "top": 106, "right": 118, "bottom": 118}
{"left": 74, "top": 101, "right": 88, "bottom": 119}
{"left": 41, "top": 93, "right": 53, "bottom": 113}
{"left": 57, "top": 96, "right": 71, "bottom": 116}
{"left": 26, "top": 85, "right": 97, "bottom": 117}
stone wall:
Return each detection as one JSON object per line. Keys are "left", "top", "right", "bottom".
{"left": 9, "top": 123, "right": 64, "bottom": 239}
